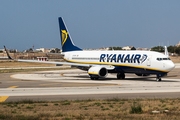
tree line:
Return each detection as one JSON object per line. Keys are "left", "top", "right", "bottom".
{"left": 151, "top": 46, "right": 180, "bottom": 55}
{"left": 109, "top": 47, "right": 136, "bottom": 50}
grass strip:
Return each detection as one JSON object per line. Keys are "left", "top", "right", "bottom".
{"left": 0, "top": 98, "right": 180, "bottom": 120}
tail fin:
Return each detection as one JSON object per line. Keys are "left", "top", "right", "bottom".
{"left": 58, "top": 17, "right": 82, "bottom": 52}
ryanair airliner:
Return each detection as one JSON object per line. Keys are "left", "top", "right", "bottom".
{"left": 4, "top": 17, "right": 175, "bottom": 81}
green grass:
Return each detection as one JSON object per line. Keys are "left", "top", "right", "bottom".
{"left": 109, "top": 105, "right": 113, "bottom": 108}
{"left": 54, "top": 103, "right": 59, "bottom": 106}
{"left": 26, "top": 106, "right": 34, "bottom": 109}
{"left": 55, "top": 113, "right": 63, "bottom": 117}
{"left": 61, "top": 101, "right": 71, "bottom": 105}
{"left": 94, "top": 102, "right": 101, "bottom": 106}
{"left": 42, "top": 104, "right": 48, "bottom": 106}
{"left": 3, "top": 99, "right": 47, "bottom": 104}
{"left": 130, "top": 102, "right": 143, "bottom": 114}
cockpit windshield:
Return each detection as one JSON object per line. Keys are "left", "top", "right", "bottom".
{"left": 157, "top": 58, "right": 171, "bottom": 61}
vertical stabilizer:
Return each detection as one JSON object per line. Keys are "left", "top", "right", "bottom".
{"left": 58, "top": 17, "right": 82, "bottom": 52}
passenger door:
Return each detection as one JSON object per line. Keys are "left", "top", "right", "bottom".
{"left": 147, "top": 56, "right": 151, "bottom": 66}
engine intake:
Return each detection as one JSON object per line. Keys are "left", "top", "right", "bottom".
{"left": 88, "top": 66, "right": 108, "bottom": 78}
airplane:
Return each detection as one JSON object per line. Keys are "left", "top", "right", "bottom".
{"left": 4, "top": 17, "right": 175, "bottom": 82}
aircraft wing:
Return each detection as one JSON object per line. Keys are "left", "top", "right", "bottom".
{"left": 17, "top": 59, "right": 90, "bottom": 67}
{"left": 17, "top": 59, "right": 115, "bottom": 70}
{"left": 4, "top": 46, "right": 114, "bottom": 70}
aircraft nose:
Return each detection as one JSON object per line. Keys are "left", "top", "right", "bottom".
{"left": 167, "top": 61, "right": 175, "bottom": 71}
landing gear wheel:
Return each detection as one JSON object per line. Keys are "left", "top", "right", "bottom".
{"left": 156, "top": 77, "right": 161, "bottom": 82}
{"left": 117, "top": 73, "right": 120, "bottom": 79}
{"left": 117, "top": 73, "right": 125, "bottom": 79}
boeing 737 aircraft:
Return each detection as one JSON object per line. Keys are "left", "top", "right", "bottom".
{"left": 4, "top": 17, "right": 175, "bottom": 81}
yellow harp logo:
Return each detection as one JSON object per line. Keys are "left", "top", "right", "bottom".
{"left": 61, "top": 30, "right": 68, "bottom": 46}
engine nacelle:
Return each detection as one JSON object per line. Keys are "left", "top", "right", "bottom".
{"left": 88, "top": 66, "right": 108, "bottom": 78}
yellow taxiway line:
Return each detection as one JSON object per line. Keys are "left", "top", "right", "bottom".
{"left": 0, "top": 86, "right": 18, "bottom": 103}
{"left": 7, "top": 86, "right": 18, "bottom": 89}
{"left": 0, "top": 96, "right": 9, "bottom": 103}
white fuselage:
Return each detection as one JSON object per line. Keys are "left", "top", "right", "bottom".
{"left": 63, "top": 50, "right": 175, "bottom": 74}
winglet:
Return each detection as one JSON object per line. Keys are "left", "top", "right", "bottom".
{"left": 164, "top": 46, "right": 169, "bottom": 57}
{"left": 4, "top": 46, "right": 13, "bottom": 60}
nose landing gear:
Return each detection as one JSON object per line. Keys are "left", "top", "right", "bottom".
{"left": 156, "top": 73, "right": 165, "bottom": 82}
{"left": 156, "top": 77, "right": 162, "bottom": 82}
{"left": 117, "top": 73, "right": 125, "bottom": 79}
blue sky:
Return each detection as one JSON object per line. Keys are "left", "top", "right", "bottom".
{"left": 1, "top": 0, "right": 180, "bottom": 51}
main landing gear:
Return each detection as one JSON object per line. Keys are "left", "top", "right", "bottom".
{"left": 116, "top": 73, "right": 163, "bottom": 82}
{"left": 117, "top": 73, "right": 125, "bottom": 79}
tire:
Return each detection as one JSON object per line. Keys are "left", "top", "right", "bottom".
{"left": 156, "top": 78, "right": 161, "bottom": 82}
{"left": 117, "top": 73, "right": 125, "bottom": 79}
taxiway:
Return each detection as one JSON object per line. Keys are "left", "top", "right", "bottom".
{"left": 0, "top": 63, "right": 180, "bottom": 102}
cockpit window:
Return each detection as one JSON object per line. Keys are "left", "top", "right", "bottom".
{"left": 157, "top": 57, "right": 171, "bottom": 61}
{"left": 163, "top": 58, "right": 167, "bottom": 60}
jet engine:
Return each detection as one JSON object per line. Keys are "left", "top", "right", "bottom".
{"left": 88, "top": 66, "right": 108, "bottom": 79}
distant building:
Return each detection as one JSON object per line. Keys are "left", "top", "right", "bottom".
{"left": 83, "top": 47, "right": 109, "bottom": 51}
{"left": 37, "top": 57, "right": 48, "bottom": 61}
{"left": 176, "top": 41, "right": 180, "bottom": 47}
{"left": 122, "top": 46, "right": 132, "bottom": 50}
{"left": 35, "top": 48, "right": 51, "bottom": 53}
{"left": 44, "top": 49, "right": 50, "bottom": 53}
{"left": 9, "top": 49, "right": 18, "bottom": 53}
{"left": 98, "top": 47, "right": 109, "bottom": 51}
{"left": 0, "top": 48, "right": 18, "bottom": 53}
{"left": 36, "top": 48, "right": 44, "bottom": 52}
{"left": 136, "top": 47, "right": 150, "bottom": 51}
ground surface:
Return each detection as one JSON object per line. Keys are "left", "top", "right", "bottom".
{"left": 0, "top": 61, "right": 180, "bottom": 119}
{"left": 0, "top": 64, "right": 180, "bottom": 102}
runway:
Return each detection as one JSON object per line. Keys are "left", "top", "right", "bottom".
{"left": 0, "top": 63, "right": 180, "bottom": 102}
